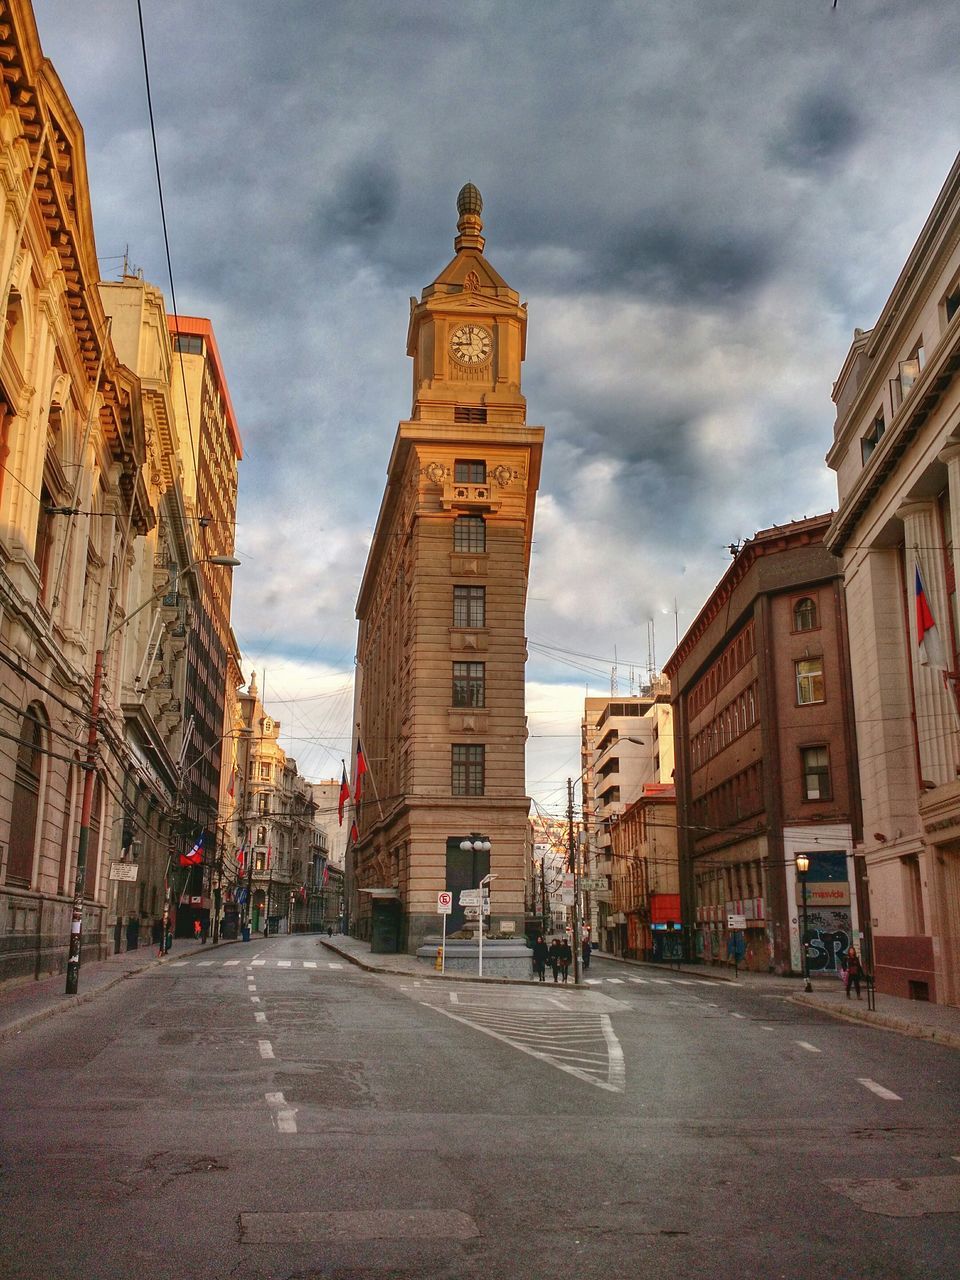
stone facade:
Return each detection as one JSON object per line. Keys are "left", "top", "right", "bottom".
{"left": 351, "top": 186, "right": 543, "bottom": 952}
{"left": 825, "top": 152, "right": 960, "bottom": 1005}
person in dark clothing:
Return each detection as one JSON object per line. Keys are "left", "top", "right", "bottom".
{"left": 531, "top": 934, "right": 549, "bottom": 982}
{"left": 844, "top": 946, "right": 863, "bottom": 999}
{"left": 559, "top": 938, "right": 573, "bottom": 983}
{"left": 582, "top": 938, "right": 591, "bottom": 971}
{"left": 548, "top": 938, "right": 562, "bottom": 983}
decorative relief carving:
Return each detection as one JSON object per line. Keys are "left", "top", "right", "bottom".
{"left": 491, "top": 465, "right": 515, "bottom": 489}
{"left": 463, "top": 270, "right": 481, "bottom": 292}
{"left": 423, "top": 462, "right": 446, "bottom": 486}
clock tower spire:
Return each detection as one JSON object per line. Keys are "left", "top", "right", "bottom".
{"left": 406, "top": 183, "right": 527, "bottom": 425}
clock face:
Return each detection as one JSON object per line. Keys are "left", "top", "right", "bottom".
{"left": 450, "top": 324, "right": 492, "bottom": 365}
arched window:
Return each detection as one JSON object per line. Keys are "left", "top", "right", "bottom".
{"left": 794, "top": 597, "right": 818, "bottom": 631}
{"left": 7, "top": 706, "right": 46, "bottom": 884}
{"left": 57, "top": 758, "right": 79, "bottom": 894}
{"left": 83, "top": 775, "right": 104, "bottom": 899}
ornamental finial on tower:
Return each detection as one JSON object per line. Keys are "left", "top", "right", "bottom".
{"left": 455, "top": 182, "right": 485, "bottom": 254}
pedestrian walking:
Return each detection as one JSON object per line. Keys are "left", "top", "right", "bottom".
{"left": 559, "top": 937, "right": 573, "bottom": 983}
{"left": 843, "top": 945, "right": 863, "bottom": 999}
{"left": 193, "top": 919, "right": 202, "bottom": 943}
{"left": 582, "top": 937, "right": 591, "bottom": 971}
{"left": 531, "top": 934, "right": 549, "bottom": 982}
{"left": 548, "top": 937, "right": 562, "bottom": 983}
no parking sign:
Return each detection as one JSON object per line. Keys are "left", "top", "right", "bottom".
{"left": 437, "top": 891, "right": 452, "bottom": 915}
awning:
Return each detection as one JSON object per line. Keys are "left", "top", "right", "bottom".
{"left": 357, "top": 887, "right": 401, "bottom": 899}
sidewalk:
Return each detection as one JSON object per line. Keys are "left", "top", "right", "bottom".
{"left": 591, "top": 948, "right": 960, "bottom": 1052}
{"left": 0, "top": 936, "right": 232, "bottom": 1044}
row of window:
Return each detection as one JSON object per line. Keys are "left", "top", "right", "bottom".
{"left": 449, "top": 462, "right": 492, "bottom": 792}
{"left": 691, "top": 682, "right": 759, "bottom": 770}
{"left": 688, "top": 621, "right": 756, "bottom": 716}
{"left": 690, "top": 743, "right": 833, "bottom": 834}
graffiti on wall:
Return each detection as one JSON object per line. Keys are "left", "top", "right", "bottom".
{"left": 802, "top": 907, "right": 852, "bottom": 974}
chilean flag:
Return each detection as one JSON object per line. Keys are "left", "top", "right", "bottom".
{"left": 349, "top": 819, "right": 359, "bottom": 846}
{"left": 916, "top": 563, "right": 946, "bottom": 669}
{"left": 355, "top": 739, "right": 368, "bottom": 803}
{"left": 338, "top": 763, "right": 350, "bottom": 826}
{"left": 180, "top": 833, "right": 204, "bottom": 866}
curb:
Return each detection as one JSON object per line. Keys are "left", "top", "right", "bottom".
{"left": 316, "top": 938, "right": 590, "bottom": 988}
{"left": 790, "top": 993, "right": 960, "bottom": 1052}
{"left": 0, "top": 938, "right": 233, "bottom": 1045}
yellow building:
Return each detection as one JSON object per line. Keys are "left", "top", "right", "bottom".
{"left": 352, "top": 184, "right": 544, "bottom": 951}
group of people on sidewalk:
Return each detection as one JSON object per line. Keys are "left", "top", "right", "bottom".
{"left": 530, "top": 934, "right": 592, "bottom": 983}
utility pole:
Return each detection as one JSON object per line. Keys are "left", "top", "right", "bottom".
{"left": 568, "top": 778, "right": 582, "bottom": 986}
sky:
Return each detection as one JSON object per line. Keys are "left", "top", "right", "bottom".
{"left": 32, "top": 0, "right": 960, "bottom": 823}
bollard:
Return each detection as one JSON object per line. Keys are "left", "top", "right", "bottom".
{"left": 435, "top": 946, "right": 443, "bottom": 971}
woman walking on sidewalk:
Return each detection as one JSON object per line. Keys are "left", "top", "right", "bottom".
{"left": 844, "top": 946, "right": 863, "bottom": 999}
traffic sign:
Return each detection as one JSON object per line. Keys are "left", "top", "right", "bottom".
{"left": 582, "top": 877, "right": 607, "bottom": 892}
{"left": 727, "top": 913, "right": 747, "bottom": 929}
{"left": 437, "top": 891, "right": 452, "bottom": 915}
{"left": 459, "top": 889, "right": 480, "bottom": 906}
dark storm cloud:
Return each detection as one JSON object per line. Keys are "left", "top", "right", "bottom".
{"left": 772, "top": 88, "right": 862, "bottom": 172}
{"left": 605, "top": 222, "right": 774, "bottom": 303}
{"left": 317, "top": 156, "right": 401, "bottom": 242}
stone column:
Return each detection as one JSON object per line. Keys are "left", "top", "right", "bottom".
{"left": 898, "top": 500, "right": 960, "bottom": 785}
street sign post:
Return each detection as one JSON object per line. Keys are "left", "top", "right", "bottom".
{"left": 437, "top": 891, "right": 452, "bottom": 973}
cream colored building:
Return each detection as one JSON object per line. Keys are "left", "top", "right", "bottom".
{"left": 825, "top": 151, "right": 960, "bottom": 1005}
{"left": 352, "top": 185, "right": 543, "bottom": 951}
{"left": 580, "top": 687, "right": 673, "bottom": 952}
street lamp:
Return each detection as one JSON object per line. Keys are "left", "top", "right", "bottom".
{"left": 460, "top": 835, "right": 493, "bottom": 976}
{"left": 65, "top": 554, "right": 240, "bottom": 995}
{"left": 796, "top": 852, "right": 812, "bottom": 992}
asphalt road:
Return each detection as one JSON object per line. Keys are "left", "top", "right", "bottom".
{"left": 1, "top": 937, "right": 958, "bottom": 1280}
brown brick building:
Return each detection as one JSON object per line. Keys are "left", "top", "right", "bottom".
{"left": 665, "top": 516, "right": 862, "bottom": 975}
{"left": 351, "top": 185, "right": 543, "bottom": 951}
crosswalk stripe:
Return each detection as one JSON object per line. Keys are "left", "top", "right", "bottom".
{"left": 168, "top": 961, "right": 188, "bottom": 967}
{"left": 606, "top": 978, "right": 625, "bottom": 984}
{"left": 628, "top": 978, "right": 647, "bottom": 984}
{"left": 276, "top": 960, "right": 292, "bottom": 968}
{"left": 857, "top": 1078, "right": 901, "bottom": 1100}
{"left": 328, "top": 963, "right": 344, "bottom": 969}
{"left": 223, "top": 960, "right": 241, "bottom": 966}
{"left": 197, "top": 960, "right": 215, "bottom": 966}
{"left": 303, "top": 961, "right": 318, "bottom": 968}
{"left": 252, "top": 959, "right": 266, "bottom": 966}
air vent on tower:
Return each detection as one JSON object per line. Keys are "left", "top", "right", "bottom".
{"left": 455, "top": 406, "right": 487, "bottom": 424}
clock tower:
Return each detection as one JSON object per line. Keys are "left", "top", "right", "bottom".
{"left": 353, "top": 185, "right": 544, "bottom": 955}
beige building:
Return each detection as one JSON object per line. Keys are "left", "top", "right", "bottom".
{"left": 351, "top": 184, "right": 543, "bottom": 951}
{"left": 580, "top": 687, "right": 673, "bottom": 953}
{"left": 826, "top": 152, "right": 960, "bottom": 1005}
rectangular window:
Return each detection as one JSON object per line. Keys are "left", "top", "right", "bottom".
{"left": 861, "top": 412, "right": 885, "bottom": 463}
{"left": 453, "top": 661, "right": 485, "bottom": 707}
{"left": 452, "top": 744, "right": 485, "bottom": 796}
{"left": 454, "top": 515, "right": 486, "bottom": 553}
{"left": 801, "top": 746, "right": 832, "bottom": 800}
{"left": 796, "top": 658, "right": 825, "bottom": 705}
{"left": 453, "top": 585, "right": 485, "bottom": 627}
{"left": 946, "top": 286, "right": 960, "bottom": 325}
{"left": 455, "top": 459, "right": 486, "bottom": 483}
{"left": 173, "top": 334, "right": 203, "bottom": 355}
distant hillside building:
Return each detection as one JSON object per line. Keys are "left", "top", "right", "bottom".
{"left": 351, "top": 185, "right": 543, "bottom": 952}
{"left": 665, "top": 517, "right": 861, "bottom": 976}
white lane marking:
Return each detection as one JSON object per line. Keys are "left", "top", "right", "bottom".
{"left": 250, "top": 996, "right": 261, "bottom": 1003}
{"left": 265, "top": 1092, "right": 285, "bottom": 1106}
{"left": 328, "top": 963, "right": 344, "bottom": 970}
{"left": 796, "top": 1041, "right": 822, "bottom": 1053}
{"left": 223, "top": 960, "right": 241, "bottom": 966}
{"left": 277, "top": 960, "right": 292, "bottom": 968}
{"left": 858, "top": 1078, "right": 902, "bottom": 1101}
{"left": 628, "top": 978, "right": 648, "bottom": 984}
{"left": 423, "top": 1003, "right": 625, "bottom": 1093}
{"left": 197, "top": 960, "right": 215, "bottom": 967}
{"left": 546, "top": 998, "right": 569, "bottom": 1010}
{"left": 952, "top": 1156, "right": 960, "bottom": 1164}
{"left": 672, "top": 980, "right": 695, "bottom": 986}
{"left": 252, "top": 960, "right": 266, "bottom": 967}
{"left": 731, "top": 1012, "right": 746, "bottom": 1020}
{"left": 258, "top": 1040, "right": 275, "bottom": 1059}
{"left": 168, "top": 961, "right": 188, "bottom": 967}
{"left": 303, "top": 961, "right": 317, "bottom": 968}
{"left": 583, "top": 978, "right": 601, "bottom": 985}
{"left": 449, "top": 993, "right": 460, "bottom": 1004}
{"left": 255, "top": 1011, "right": 267, "bottom": 1023}
{"left": 650, "top": 979, "right": 671, "bottom": 985}
{"left": 763, "top": 1026, "right": 775, "bottom": 1032}
{"left": 695, "top": 981, "right": 716, "bottom": 986}
{"left": 606, "top": 978, "right": 625, "bottom": 985}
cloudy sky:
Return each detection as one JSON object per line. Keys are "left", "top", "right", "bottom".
{"left": 32, "top": 0, "right": 960, "bottom": 820}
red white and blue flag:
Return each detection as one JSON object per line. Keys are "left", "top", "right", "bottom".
{"left": 180, "top": 833, "right": 204, "bottom": 866}
{"left": 915, "top": 562, "right": 946, "bottom": 669}
{"left": 354, "top": 739, "right": 368, "bottom": 803}
{"left": 338, "top": 763, "right": 350, "bottom": 826}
